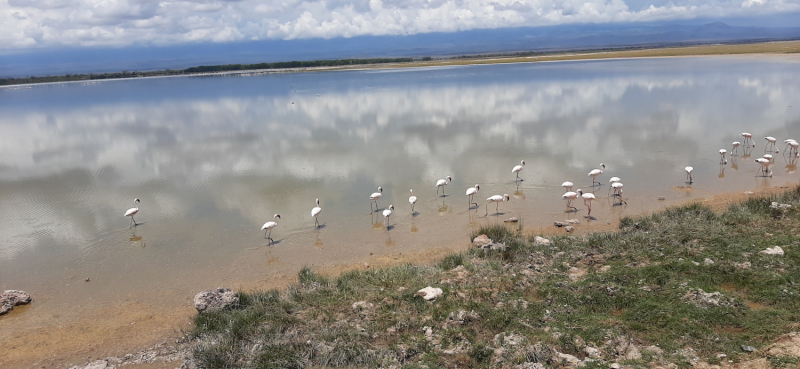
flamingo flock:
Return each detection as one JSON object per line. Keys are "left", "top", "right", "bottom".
{"left": 123, "top": 130, "right": 797, "bottom": 245}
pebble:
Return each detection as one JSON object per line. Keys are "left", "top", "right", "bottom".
{"left": 740, "top": 345, "right": 757, "bottom": 352}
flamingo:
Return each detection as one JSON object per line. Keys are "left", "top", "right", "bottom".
{"left": 466, "top": 184, "right": 480, "bottom": 208}
{"left": 369, "top": 187, "right": 383, "bottom": 213}
{"left": 561, "top": 181, "right": 574, "bottom": 192}
{"left": 611, "top": 182, "right": 626, "bottom": 205}
{"left": 741, "top": 132, "right": 754, "bottom": 147}
{"left": 512, "top": 160, "right": 525, "bottom": 181}
{"left": 764, "top": 154, "right": 774, "bottom": 163}
{"left": 791, "top": 141, "right": 800, "bottom": 157}
{"left": 765, "top": 136, "right": 778, "bottom": 153}
{"left": 436, "top": 176, "right": 452, "bottom": 195}
{"left": 685, "top": 166, "right": 693, "bottom": 184}
{"left": 311, "top": 198, "right": 322, "bottom": 228}
{"left": 578, "top": 189, "right": 596, "bottom": 217}
{"left": 588, "top": 163, "right": 605, "bottom": 186}
{"left": 124, "top": 198, "right": 140, "bottom": 227}
{"left": 755, "top": 157, "right": 772, "bottom": 177}
{"left": 607, "top": 177, "right": 621, "bottom": 196}
{"left": 562, "top": 190, "right": 578, "bottom": 211}
{"left": 261, "top": 214, "right": 281, "bottom": 245}
{"left": 485, "top": 194, "right": 510, "bottom": 216}
{"left": 783, "top": 139, "right": 798, "bottom": 155}
{"left": 383, "top": 205, "right": 394, "bottom": 228}
{"left": 732, "top": 141, "right": 741, "bottom": 155}
{"left": 409, "top": 189, "right": 417, "bottom": 212}
{"left": 719, "top": 149, "right": 727, "bottom": 164}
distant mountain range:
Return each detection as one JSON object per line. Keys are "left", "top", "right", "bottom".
{"left": 2, "top": 16, "right": 800, "bottom": 78}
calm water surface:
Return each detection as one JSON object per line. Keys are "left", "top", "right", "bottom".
{"left": 1, "top": 56, "right": 800, "bottom": 338}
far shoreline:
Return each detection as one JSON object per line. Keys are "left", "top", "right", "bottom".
{"left": 2, "top": 40, "right": 799, "bottom": 89}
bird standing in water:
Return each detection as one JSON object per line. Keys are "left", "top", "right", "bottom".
{"left": 485, "top": 194, "right": 510, "bottom": 216}
{"left": 369, "top": 187, "right": 383, "bottom": 213}
{"left": 311, "top": 199, "right": 322, "bottom": 228}
{"left": 383, "top": 205, "right": 394, "bottom": 228}
{"left": 261, "top": 214, "right": 281, "bottom": 245}
{"left": 436, "top": 176, "right": 452, "bottom": 195}
{"left": 124, "top": 198, "right": 140, "bottom": 227}
{"left": 408, "top": 189, "right": 417, "bottom": 212}
{"left": 512, "top": 160, "right": 525, "bottom": 181}
{"left": 466, "top": 184, "right": 480, "bottom": 208}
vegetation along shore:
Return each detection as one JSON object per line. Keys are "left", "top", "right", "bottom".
{"left": 173, "top": 186, "right": 800, "bottom": 369}
{"left": 2, "top": 40, "right": 799, "bottom": 87}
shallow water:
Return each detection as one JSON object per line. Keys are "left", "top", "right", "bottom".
{"left": 1, "top": 56, "right": 800, "bottom": 363}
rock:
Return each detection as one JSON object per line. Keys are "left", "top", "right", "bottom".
{"left": 416, "top": 286, "right": 443, "bottom": 301}
{"left": 658, "top": 196, "right": 666, "bottom": 201}
{"left": 554, "top": 351, "right": 582, "bottom": 367}
{"left": 770, "top": 202, "right": 792, "bottom": 210}
{"left": 584, "top": 346, "right": 602, "bottom": 358}
{"left": 735, "top": 261, "right": 752, "bottom": 270}
{"left": 193, "top": 287, "right": 239, "bottom": 313}
{"left": 610, "top": 337, "right": 642, "bottom": 360}
{"left": 740, "top": 345, "right": 757, "bottom": 352}
{"left": 565, "top": 219, "right": 580, "bottom": 224}
{"left": 565, "top": 225, "right": 575, "bottom": 233}
{"left": 514, "top": 363, "right": 545, "bottom": 369}
{"left": 760, "top": 246, "right": 784, "bottom": 256}
{"left": 84, "top": 360, "right": 108, "bottom": 369}
{"left": 533, "top": 236, "right": 551, "bottom": 246}
{"left": 554, "top": 221, "right": 568, "bottom": 227}
{"left": 351, "top": 301, "right": 374, "bottom": 316}
{"left": 683, "top": 288, "right": 735, "bottom": 308}
{"left": 644, "top": 345, "right": 664, "bottom": 356}
{"left": 504, "top": 217, "right": 519, "bottom": 223}
{"left": 473, "top": 235, "right": 493, "bottom": 247}
{"left": 598, "top": 265, "right": 611, "bottom": 273}
{"left": 744, "top": 191, "right": 754, "bottom": 195}
{"left": 692, "top": 261, "right": 700, "bottom": 266}
{"left": 0, "top": 290, "right": 32, "bottom": 315}
{"left": 610, "top": 364, "right": 621, "bottom": 369}
{"left": 704, "top": 258, "right": 715, "bottom": 265}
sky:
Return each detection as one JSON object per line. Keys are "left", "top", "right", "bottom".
{"left": 2, "top": 0, "right": 800, "bottom": 51}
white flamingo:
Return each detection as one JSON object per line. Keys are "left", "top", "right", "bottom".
{"left": 607, "top": 177, "right": 621, "bottom": 196}
{"left": 369, "top": 187, "right": 383, "bottom": 213}
{"left": 719, "top": 149, "right": 727, "bottom": 164}
{"left": 561, "top": 181, "right": 574, "bottom": 192}
{"left": 611, "top": 182, "right": 626, "bottom": 205}
{"left": 383, "top": 205, "right": 394, "bottom": 228}
{"left": 588, "top": 163, "right": 605, "bottom": 186}
{"left": 466, "top": 184, "right": 480, "bottom": 208}
{"left": 485, "top": 194, "right": 510, "bottom": 216}
{"left": 731, "top": 141, "right": 741, "bottom": 155}
{"left": 685, "top": 166, "right": 693, "bottom": 184}
{"left": 578, "top": 189, "right": 596, "bottom": 217}
{"left": 261, "top": 214, "right": 281, "bottom": 245}
{"left": 764, "top": 154, "right": 774, "bottom": 163}
{"left": 512, "top": 160, "right": 525, "bottom": 181}
{"left": 741, "top": 132, "right": 754, "bottom": 147}
{"left": 755, "top": 157, "right": 772, "bottom": 177}
{"left": 124, "top": 198, "right": 140, "bottom": 227}
{"left": 562, "top": 190, "right": 578, "bottom": 211}
{"left": 409, "top": 189, "right": 417, "bottom": 212}
{"left": 436, "top": 176, "right": 452, "bottom": 195}
{"left": 765, "top": 136, "right": 778, "bottom": 153}
{"left": 783, "top": 139, "right": 798, "bottom": 155}
{"left": 311, "top": 198, "right": 322, "bottom": 228}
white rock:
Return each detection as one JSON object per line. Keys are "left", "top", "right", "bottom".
{"left": 584, "top": 346, "right": 602, "bottom": 358}
{"left": 761, "top": 246, "right": 784, "bottom": 256}
{"left": 704, "top": 258, "right": 715, "bottom": 265}
{"left": 555, "top": 351, "right": 582, "bottom": 367}
{"left": 84, "top": 360, "right": 108, "bottom": 369}
{"left": 534, "top": 236, "right": 552, "bottom": 246}
{"left": 473, "top": 235, "right": 492, "bottom": 247}
{"left": 193, "top": 287, "right": 239, "bottom": 313}
{"left": 609, "top": 364, "right": 621, "bottom": 369}
{"left": 416, "top": 286, "right": 443, "bottom": 301}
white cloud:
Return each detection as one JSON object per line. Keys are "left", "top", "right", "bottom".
{"left": 0, "top": 0, "right": 798, "bottom": 48}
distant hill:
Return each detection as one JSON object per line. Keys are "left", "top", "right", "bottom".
{"left": 2, "top": 17, "right": 800, "bottom": 78}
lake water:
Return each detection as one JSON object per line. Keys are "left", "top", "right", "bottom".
{"left": 2, "top": 55, "right": 800, "bottom": 366}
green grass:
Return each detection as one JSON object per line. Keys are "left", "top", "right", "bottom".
{"left": 188, "top": 187, "right": 800, "bottom": 368}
